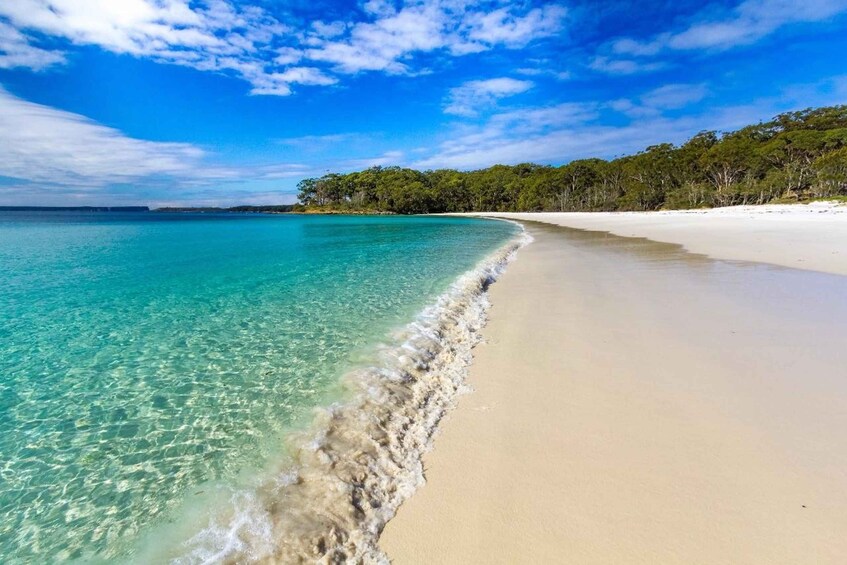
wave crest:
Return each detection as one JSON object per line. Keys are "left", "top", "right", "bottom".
{"left": 177, "top": 226, "right": 531, "bottom": 564}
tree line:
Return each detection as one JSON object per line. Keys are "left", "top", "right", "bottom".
{"left": 296, "top": 106, "right": 847, "bottom": 214}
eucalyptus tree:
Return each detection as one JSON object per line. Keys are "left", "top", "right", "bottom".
{"left": 293, "top": 105, "right": 847, "bottom": 214}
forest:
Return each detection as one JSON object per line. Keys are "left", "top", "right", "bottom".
{"left": 295, "top": 106, "right": 847, "bottom": 214}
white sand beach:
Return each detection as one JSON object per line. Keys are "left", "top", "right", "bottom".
{"left": 380, "top": 204, "right": 847, "bottom": 564}
{"left": 467, "top": 202, "right": 847, "bottom": 276}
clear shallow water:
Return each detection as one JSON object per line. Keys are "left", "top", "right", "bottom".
{"left": 0, "top": 211, "right": 516, "bottom": 562}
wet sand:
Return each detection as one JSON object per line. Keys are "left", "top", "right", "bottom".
{"left": 379, "top": 222, "right": 847, "bottom": 564}
{"left": 465, "top": 203, "right": 847, "bottom": 276}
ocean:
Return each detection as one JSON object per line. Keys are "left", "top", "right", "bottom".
{"left": 0, "top": 211, "right": 521, "bottom": 562}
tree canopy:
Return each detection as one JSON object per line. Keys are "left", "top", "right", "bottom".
{"left": 296, "top": 106, "right": 847, "bottom": 214}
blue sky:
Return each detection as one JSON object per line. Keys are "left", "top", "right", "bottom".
{"left": 1, "top": 0, "right": 846, "bottom": 206}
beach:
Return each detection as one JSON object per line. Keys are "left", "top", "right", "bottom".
{"left": 380, "top": 204, "right": 847, "bottom": 563}
{"left": 466, "top": 203, "right": 847, "bottom": 276}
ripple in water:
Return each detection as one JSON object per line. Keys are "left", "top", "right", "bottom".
{"left": 0, "top": 212, "right": 517, "bottom": 561}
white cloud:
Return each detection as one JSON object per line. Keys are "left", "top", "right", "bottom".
{"left": 415, "top": 101, "right": 600, "bottom": 168}
{"left": 413, "top": 76, "right": 847, "bottom": 170}
{"left": 146, "top": 188, "right": 300, "bottom": 208}
{"left": 516, "top": 67, "right": 570, "bottom": 80}
{"left": 343, "top": 150, "right": 405, "bottom": 169}
{"left": 273, "top": 46, "right": 302, "bottom": 66}
{"left": 489, "top": 102, "right": 601, "bottom": 132}
{"left": 412, "top": 108, "right": 726, "bottom": 170}
{"left": 589, "top": 56, "right": 666, "bottom": 75}
{"left": 0, "top": 85, "right": 406, "bottom": 203}
{"left": 303, "top": 1, "right": 567, "bottom": 74}
{"left": 0, "top": 0, "right": 569, "bottom": 95}
{"left": 0, "top": 1, "right": 280, "bottom": 57}
{"left": 608, "top": 83, "right": 709, "bottom": 119}
{"left": 362, "top": 0, "right": 397, "bottom": 18}
{"left": 0, "top": 86, "right": 234, "bottom": 187}
{"left": 256, "top": 163, "right": 316, "bottom": 180}
{"left": 0, "top": 21, "right": 66, "bottom": 69}
{"left": 0, "top": 0, "right": 297, "bottom": 92}
{"left": 669, "top": 0, "right": 847, "bottom": 50}
{"left": 311, "top": 20, "right": 346, "bottom": 39}
{"left": 612, "top": 0, "right": 847, "bottom": 57}
{"left": 249, "top": 67, "right": 338, "bottom": 95}
{"left": 610, "top": 37, "right": 663, "bottom": 57}
{"left": 305, "top": 2, "right": 447, "bottom": 74}
{"left": 275, "top": 133, "right": 362, "bottom": 147}
{"left": 444, "top": 77, "right": 534, "bottom": 117}
{"left": 463, "top": 4, "right": 567, "bottom": 47}
{"left": 641, "top": 83, "right": 709, "bottom": 109}
{"left": 608, "top": 98, "right": 650, "bottom": 118}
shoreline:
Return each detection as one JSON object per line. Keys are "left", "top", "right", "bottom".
{"left": 460, "top": 202, "right": 847, "bottom": 276}
{"left": 379, "top": 215, "right": 847, "bottom": 563}
{"left": 165, "top": 226, "right": 529, "bottom": 563}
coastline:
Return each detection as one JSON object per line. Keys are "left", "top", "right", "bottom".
{"left": 379, "top": 214, "right": 847, "bottom": 563}
{"left": 0, "top": 213, "right": 524, "bottom": 562}
{"left": 167, "top": 226, "right": 530, "bottom": 563}
{"left": 461, "top": 202, "right": 847, "bottom": 276}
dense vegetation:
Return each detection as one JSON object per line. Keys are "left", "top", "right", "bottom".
{"left": 296, "top": 106, "right": 847, "bottom": 214}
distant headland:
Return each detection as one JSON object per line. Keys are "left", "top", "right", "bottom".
{"left": 156, "top": 205, "right": 294, "bottom": 213}
{"left": 0, "top": 206, "right": 150, "bottom": 212}
{"left": 0, "top": 205, "right": 297, "bottom": 213}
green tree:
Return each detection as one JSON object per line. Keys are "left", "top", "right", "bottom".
{"left": 617, "top": 144, "right": 678, "bottom": 210}
{"left": 554, "top": 160, "right": 601, "bottom": 211}
{"left": 296, "top": 177, "right": 318, "bottom": 205}
{"left": 293, "top": 105, "right": 847, "bottom": 214}
{"left": 812, "top": 147, "right": 847, "bottom": 197}
{"left": 427, "top": 169, "right": 472, "bottom": 212}
{"left": 700, "top": 134, "right": 758, "bottom": 206}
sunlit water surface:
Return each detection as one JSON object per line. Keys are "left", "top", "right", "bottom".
{"left": 0, "top": 212, "right": 515, "bottom": 561}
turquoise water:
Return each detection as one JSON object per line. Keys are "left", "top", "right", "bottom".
{"left": 0, "top": 212, "right": 516, "bottom": 562}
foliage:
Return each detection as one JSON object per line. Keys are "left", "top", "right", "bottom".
{"left": 296, "top": 105, "right": 847, "bottom": 214}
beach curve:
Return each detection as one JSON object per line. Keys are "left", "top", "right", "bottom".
{"left": 170, "top": 226, "right": 532, "bottom": 563}
{"left": 380, "top": 210, "right": 847, "bottom": 564}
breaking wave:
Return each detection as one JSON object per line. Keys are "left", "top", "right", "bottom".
{"left": 175, "top": 224, "right": 531, "bottom": 564}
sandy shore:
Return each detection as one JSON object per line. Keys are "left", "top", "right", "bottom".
{"left": 379, "top": 211, "right": 847, "bottom": 563}
{"left": 464, "top": 202, "right": 847, "bottom": 276}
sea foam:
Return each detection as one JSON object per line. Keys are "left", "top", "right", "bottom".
{"left": 175, "top": 224, "right": 531, "bottom": 564}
